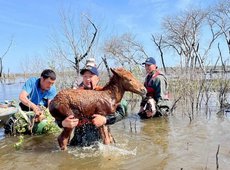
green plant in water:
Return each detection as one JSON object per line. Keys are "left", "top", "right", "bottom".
{"left": 14, "top": 135, "right": 24, "bottom": 150}
{"left": 35, "top": 108, "right": 61, "bottom": 134}
{"left": 11, "top": 107, "right": 60, "bottom": 135}
{"left": 14, "top": 111, "right": 34, "bottom": 134}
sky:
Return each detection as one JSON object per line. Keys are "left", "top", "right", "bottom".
{"left": 0, "top": 0, "right": 220, "bottom": 73}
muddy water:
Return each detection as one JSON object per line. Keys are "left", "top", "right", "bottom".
{"left": 1, "top": 111, "right": 230, "bottom": 170}
{"left": 1, "top": 83, "right": 230, "bottom": 169}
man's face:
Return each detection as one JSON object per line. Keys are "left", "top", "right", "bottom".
{"left": 40, "top": 77, "right": 55, "bottom": 91}
{"left": 145, "top": 64, "right": 157, "bottom": 74}
{"left": 82, "top": 71, "right": 99, "bottom": 88}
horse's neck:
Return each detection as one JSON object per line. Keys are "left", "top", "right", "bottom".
{"left": 103, "top": 76, "right": 125, "bottom": 103}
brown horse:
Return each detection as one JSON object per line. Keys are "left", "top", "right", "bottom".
{"left": 49, "top": 68, "right": 146, "bottom": 150}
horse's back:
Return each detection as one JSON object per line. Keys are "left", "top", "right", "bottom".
{"left": 49, "top": 88, "right": 111, "bottom": 118}
{"left": 58, "top": 88, "right": 111, "bottom": 102}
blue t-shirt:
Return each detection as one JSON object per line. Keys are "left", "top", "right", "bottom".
{"left": 22, "top": 77, "right": 57, "bottom": 107}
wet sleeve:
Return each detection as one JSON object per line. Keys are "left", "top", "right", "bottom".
{"left": 105, "top": 104, "right": 126, "bottom": 125}
{"left": 55, "top": 120, "right": 63, "bottom": 128}
{"left": 154, "top": 77, "right": 164, "bottom": 102}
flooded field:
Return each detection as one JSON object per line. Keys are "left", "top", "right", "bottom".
{"left": 1, "top": 112, "right": 230, "bottom": 170}
{"left": 1, "top": 83, "right": 230, "bottom": 170}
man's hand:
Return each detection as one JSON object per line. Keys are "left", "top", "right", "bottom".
{"left": 146, "top": 111, "right": 154, "bottom": 118}
{"left": 32, "top": 106, "right": 45, "bottom": 122}
{"left": 62, "top": 115, "right": 79, "bottom": 128}
{"left": 140, "top": 96, "right": 149, "bottom": 107}
{"left": 139, "top": 106, "right": 144, "bottom": 113}
{"left": 34, "top": 106, "right": 43, "bottom": 116}
{"left": 92, "top": 114, "right": 106, "bottom": 127}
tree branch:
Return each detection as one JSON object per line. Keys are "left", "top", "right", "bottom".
{"left": 79, "top": 16, "right": 97, "bottom": 61}
{"left": 1, "top": 38, "right": 13, "bottom": 60}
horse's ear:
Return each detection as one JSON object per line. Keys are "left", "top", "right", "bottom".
{"left": 110, "top": 68, "right": 119, "bottom": 77}
{"left": 110, "top": 68, "right": 116, "bottom": 75}
{"left": 110, "top": 68, "right": 125, "bottom": 77}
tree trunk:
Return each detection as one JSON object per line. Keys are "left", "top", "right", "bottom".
{"left": 0, "top": 58, "right": 2, "bottom": 78}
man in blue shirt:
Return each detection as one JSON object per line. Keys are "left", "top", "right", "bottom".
{"left": 4, "top": 69, "right": 57, "bottom": 135}
{"left": 19, "top": 69, "right": 57, "bottom": 116}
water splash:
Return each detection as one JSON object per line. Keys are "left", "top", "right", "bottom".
{"left": 67, "top": 142, "right": 137, "bottom": 158}
{"left": 68, "top": 144, "right": 100, "bottom": 158}
{"left": 98, "top": 143, "right": 137, "bottom": 156}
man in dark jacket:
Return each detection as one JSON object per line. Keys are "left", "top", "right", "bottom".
{"left": 56, "top": 66, "right": 127, "bottom": 147}
{"left": 138, "top": 57, "right": 170, "bottom": 119}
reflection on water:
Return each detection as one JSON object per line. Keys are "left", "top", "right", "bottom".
{"left": 0, "top": 128, "right": 5, "bottom": 140}
{"left": 168, "top": 115, "right": 230, "bottom": 169}
{"left": 0, "top": 82, "right": 23, "bottom": 101}
{"left": 1, "top": 114, "right": 230, "bottom": 169}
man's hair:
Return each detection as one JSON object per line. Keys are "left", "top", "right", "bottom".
{"left": 41, "top": 69, "right": 56, "bottom": 80}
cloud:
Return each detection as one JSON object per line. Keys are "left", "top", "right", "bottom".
{"left": 116, "top": 14, "right": 139, "bottom": 31}
{"left": 0, "top": 16, "right": 46, "bottom": 30}
{"left": 177, "top": 0, "right": 192, "bottom": 9}
{"left": 176, "top": 0, "right": 212, "bottom": 11}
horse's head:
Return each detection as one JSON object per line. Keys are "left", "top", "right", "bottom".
{"left": 111, "top": 68, "right": 146, "bottom": 97}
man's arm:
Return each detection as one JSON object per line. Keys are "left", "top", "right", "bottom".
{"left": 19, "top": 90, "right": 41, "bottom": 115}
{"left": 92, "top": 103, "right": 127, "bottom": 127}
{"left": 56, "top": 115, "right": 79, "bottom": 128}
{"left": 155, "top": 76, "right": 167, "bottom": 102}
{"left": 105, "top": 104, "right": 126, "bottom": 125}
{"left": 48, "top": 99, "right": 52, "bottom": 107}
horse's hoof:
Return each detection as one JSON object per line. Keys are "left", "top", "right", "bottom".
{"left": 103, "top": 139, "right": 111, "bottom": 145}
{"left": 58, "top": 136, "right": 64, "bottom": 149}
{"left": 58, "top": 135, "right": 69, "bottom": 150}
{"left": 60, "top": 146, "right": 67, "bottom": 151}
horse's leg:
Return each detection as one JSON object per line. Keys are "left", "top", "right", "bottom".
{"left": 58, "top": 127, "right": 73, "bottom": 150}
{"left": 99, "top": 125, "right": 113, "bottom": 144}
{"left": 107, "top": 126, "right": 115, "bottom": 143}
{"left": 99, "top": 126, "right": 106, "bottom": 143}
{"left": 54, "top": 105, "right": 75, "bottom": 150}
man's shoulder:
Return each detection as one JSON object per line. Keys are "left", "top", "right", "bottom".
{"left": 156, "top": 70, "right": 166, "bottom": 76}
{"left": 26, "top": 77, "right": 39, "bottom": 83}
{"left": 22, "top": 77, "right": 39, "bottom": 92}
{"left": 23, "top": 77, "right": 39, "bottom": 87}
{"left": 47, "top": 85, "right": 57, "bottom": 96}
{"left": 49, "top": 85, "right": 56, "bottom": 92}
{"left": 156, "top": 71, "right": 167, "bottom": 80}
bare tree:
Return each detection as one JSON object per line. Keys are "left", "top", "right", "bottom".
{"left": 101, "top": 55, "right": 111, "bottom": 78}
{"left": 162, "top": 9, "right": 208, "bottom": 74}
{"left": 103, "top": 33, "right": 148, "bottom": 68}
{"left": 51, "top": 11, "right": 98, "bottom": 76}
{"left": 216, "top": 43, "right": 230, "bottom": 109}
{"left": 0, "top": 38, "right": 13, "bottom": 78}
{"left": 152, "top": 35, "right": 167, "bottom": 74}
{"left": 152, "top": 1, "right": 230, "bottom": 118}
{"left": 209, "top": 0, "right": 230, "bottom": 54}
{"left": 20, "top": 55, "right": 46, "bottom": 80}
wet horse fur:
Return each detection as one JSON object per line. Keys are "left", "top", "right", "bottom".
{"left": 49, "top": 68, "right": 146, "bottom": 150}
